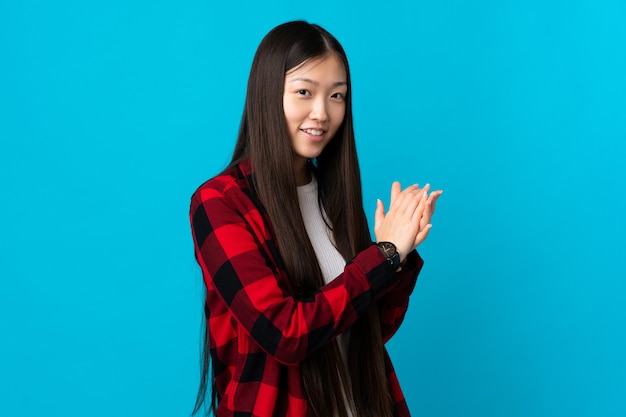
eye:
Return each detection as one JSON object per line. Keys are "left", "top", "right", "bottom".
{"left": 297, "top": 89, "right": 311, "bottom": 96}
{"left": 331, "top": 92, "right": 345, "bottom": 100}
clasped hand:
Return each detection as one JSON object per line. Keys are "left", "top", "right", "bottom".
{"left": 374, "top": 182, "right": 442, "bottom": 263}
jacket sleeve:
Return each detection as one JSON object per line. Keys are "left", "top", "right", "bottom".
{"left": 377, "top": 250, "right": 423, "bottom": 344}
{"left": 190, "top": 180, "right": 399, "bottom": 366}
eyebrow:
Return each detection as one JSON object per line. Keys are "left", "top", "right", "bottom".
{"left": 287, "top": 77, "right": 348, "bottom": 87}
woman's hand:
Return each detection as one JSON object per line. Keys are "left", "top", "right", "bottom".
{"left": 416, "top": 186, "right": 442, "bottom": 247}
{"left": 374, "top": 182, "right": 442, "bottom": 262}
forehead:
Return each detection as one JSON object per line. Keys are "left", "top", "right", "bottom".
{"left": 285, "top": 54, "right": 347, "bottom": 82}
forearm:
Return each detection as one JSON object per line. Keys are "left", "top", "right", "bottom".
{"left": 377, "top": 250, "right": 423, "bottom": 343}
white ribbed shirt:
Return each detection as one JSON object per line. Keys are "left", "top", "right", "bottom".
{"left": 297, "top": 177, "right": 346, "bottom": 283}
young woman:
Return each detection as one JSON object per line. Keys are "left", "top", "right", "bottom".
{"left": 190, "top": 20, "right": 442, "bottom": 417}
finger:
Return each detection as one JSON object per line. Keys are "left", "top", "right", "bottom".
{"left": 420, "top": 199, "right": 433, "bottom": 228}
{"left": 395, "top": 184, "right": 425, "bottom": 220}
{"left": 390, "top": 181, "right": 401, "bottom": 207}
{"left": 390, "top": 184, "right": 420, "bottom": 214}
{"left": 418, "top": 188, "right": 433, "bottom": 230}
{"left": 411, "top": 189, "right": 428, "bottom": 224}
{"left": 419, "top": 188, "right": 436, "bottom": 230}
{"left": 374, "top": 198, "right": 384, "bottom": 232}
{"left": 428, "top": 190, "right": 442, "bottom": 215}
{"left": 414, "top": 223, "right": 432, "bottom": 247}
{"left": 390, "top": 182, "right": 419, "bottom": 212}
{"left": 403, "top": 186, "right": 425, "bottom": 217}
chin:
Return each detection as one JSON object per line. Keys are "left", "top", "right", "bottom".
{"left": 296, "top": 148, "right": 324, "bottom": 160}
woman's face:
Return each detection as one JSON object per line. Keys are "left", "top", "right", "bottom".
{"left": 283, "top": 54, "right": 347, "bottom": 169}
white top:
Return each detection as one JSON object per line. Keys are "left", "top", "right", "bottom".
{"left": 297, "top": 177, "right": 347, "bottom": 283}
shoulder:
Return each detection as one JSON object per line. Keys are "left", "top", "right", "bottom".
{"left": 190, "top": 159, "right": 260, "bottom": 215}
{"left": 192, "top": 159, "right": 252, "bottom": 199}
{"left": 189, "top": 159, "right": 273, "bottom": 250}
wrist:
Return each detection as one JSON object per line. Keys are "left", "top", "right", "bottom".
{"left": 376, "top": 241, "right": 401, "bottom": 270}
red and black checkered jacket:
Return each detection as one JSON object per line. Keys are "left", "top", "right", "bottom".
{"left": 189, "top": 159, "right": 423, "bottom": 417}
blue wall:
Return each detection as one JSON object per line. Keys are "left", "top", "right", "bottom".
{"left": 1, "top": 1, "right": 624, "bottom": 416}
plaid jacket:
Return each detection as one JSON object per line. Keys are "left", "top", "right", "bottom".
{"left": 190, "top": 159, "right": 423, "bottom": 417}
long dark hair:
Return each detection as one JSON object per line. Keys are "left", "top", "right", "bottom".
{"left": 193, "top": 21, "right": 393, "bottom": 417}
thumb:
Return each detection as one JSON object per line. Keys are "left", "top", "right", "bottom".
{"left": 374, "top": 199, "right": 384, "bottom": 231}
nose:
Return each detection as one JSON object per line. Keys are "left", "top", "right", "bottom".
{"left": 309, "top": 97, "right": 328, "bottom": 122}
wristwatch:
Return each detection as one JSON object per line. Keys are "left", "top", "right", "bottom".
{"left": 376, "top": 241, "right": 401, "bottom": 270}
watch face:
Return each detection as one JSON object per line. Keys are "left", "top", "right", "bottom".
{"left": 378, "top": 242, "right": 400, "bottom": 269}
{"left": 379, "top": 242, "right": 396, "bottom": 257}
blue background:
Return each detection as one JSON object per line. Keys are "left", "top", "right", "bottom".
{"left": 1, "top": 1, "right": 625, "bottom": 416}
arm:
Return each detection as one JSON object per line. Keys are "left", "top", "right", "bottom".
{"left": 190, "top": 180, "right": 397, "bottom": 366}
{"left": 374, "top": 182, "right": 442, "bottom": 343}
{"left": 377, "top": 250, "right": 423, "bottom": 344}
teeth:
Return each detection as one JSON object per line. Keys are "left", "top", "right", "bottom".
{"left": 303, "top": 129, "right": 324, "bottom": 136}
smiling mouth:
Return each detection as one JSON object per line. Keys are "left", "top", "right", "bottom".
{"left": 302, "top": 128, "right": 325, "bottom": 136}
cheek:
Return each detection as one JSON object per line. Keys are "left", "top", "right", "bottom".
{"left": 331, "top": 106, "right": 346, "bottom": 128}
{"left": 283, "top": 101, "right": 306, "bottom": 127}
